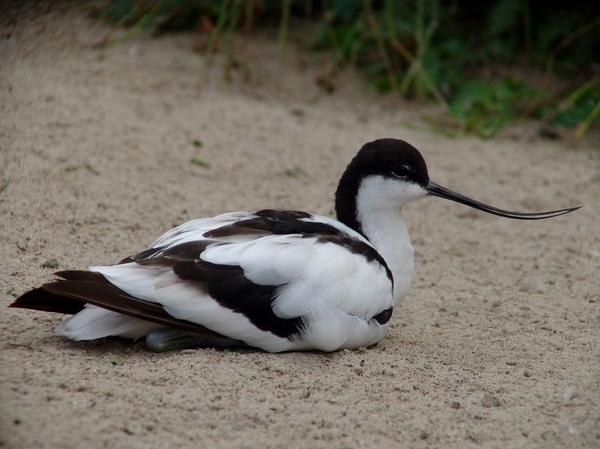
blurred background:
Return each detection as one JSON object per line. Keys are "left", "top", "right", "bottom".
{"left": 69, "top": 0, "right": 600, "bottom": 139}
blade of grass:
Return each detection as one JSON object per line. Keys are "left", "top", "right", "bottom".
{"left": 222, "top": 0, "right": 241, "bottom": 81}
{"left": 206, "top": 0, "right": 233, "bottom": 54}
{"left": 116, "top": 1, "right": 163, "bottom": 43}
{"left": 243, "top": 0, "right": 255, "bottom": 33}
{"left": 398, "top": 0, "right": 446, "bottom": 107}
{"left": 363, "top": 0, "right": 398, "bottom": 93}
{"left": 556, "top": 75, "right": 599, "bottom": 114}
{"left": 523, "top": 16, "right": 600, "bottom": 119}
{"left": 575, "top": 99, "right": 600, "bottom": 139}
{"left": 555, "top": 74, "right": 600, "bottom": 139}
{"left": 278, "top": 0, "right": 292, "bottom": 72}
{"left": 197, "top": 0, "right": 233, "bottom": 90}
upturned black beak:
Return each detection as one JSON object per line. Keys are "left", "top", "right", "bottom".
{"left": 426, "top": 181, "right": 582, "bottom": 220}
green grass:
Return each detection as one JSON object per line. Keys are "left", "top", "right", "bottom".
{"left": 99, "top": 0, "right": 600, "bottom": 139}
{"left": 447, "top": 76, "right": 541, "bottom": 138}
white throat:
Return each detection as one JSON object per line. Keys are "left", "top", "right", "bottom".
{"left": 355, "top": 176, "right": 425, "bottom": 303}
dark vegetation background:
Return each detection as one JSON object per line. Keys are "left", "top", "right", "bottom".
{"left": 10, "top": 0, "right": 600, "bottom": 138}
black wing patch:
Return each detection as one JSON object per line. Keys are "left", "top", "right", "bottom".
{"left": 133, "top": 241, "right": 307, "bottom": 340}
{"left": 372, "top": 307, "right": 393, "bottom": 325}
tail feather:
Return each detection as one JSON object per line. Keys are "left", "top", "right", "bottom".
{"left": 10, "top": 270, "right": 232, "bottom": 341}
{"left": 9, "top": 271, "right": 109, "bottom": 314}
{"left": 55, "top": 270, "right": 108, "bottom": 282}
{"left": 9, "top": 287, "right": 86, "bottom": 314}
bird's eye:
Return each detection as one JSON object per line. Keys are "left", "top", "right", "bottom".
{"left": 391, "top": 165, "right": 411, "bottom": 178}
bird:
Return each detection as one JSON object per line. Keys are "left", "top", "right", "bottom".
{"left": 10, "top": 138, "right": 580, "bottom": 353}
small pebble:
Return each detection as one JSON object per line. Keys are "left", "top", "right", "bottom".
{"left": 301, "top": 386, "right": 311, "bottom": 399}
{"left": 563, "top": 386, "right": 576, "bottom": 402}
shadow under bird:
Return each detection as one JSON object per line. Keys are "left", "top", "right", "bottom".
{"left": 10, "top": 139, "right": 581, "bottom": 352}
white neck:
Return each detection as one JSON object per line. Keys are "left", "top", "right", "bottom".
{"left": 355, "top": 176, "right": 422, "bottom": 303}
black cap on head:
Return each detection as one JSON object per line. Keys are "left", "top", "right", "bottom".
{"left": 348, "top": 138, "right": 430, "bottom": 188}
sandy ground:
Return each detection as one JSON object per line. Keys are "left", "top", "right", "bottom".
{"left": 1, "top": 5, "right": 599, "bottom": 449}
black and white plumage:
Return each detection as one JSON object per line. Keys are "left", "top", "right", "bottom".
{"left": 10, "top": 139, "right": 580, "bottom": 352}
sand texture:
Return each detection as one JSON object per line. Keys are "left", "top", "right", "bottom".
{"left": 1, "top": 6, "right": 599, "bottom": 449}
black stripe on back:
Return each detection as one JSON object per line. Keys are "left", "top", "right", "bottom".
{"left": 204, "top": 209, "right": 393, "bottom": 285}
{"left": 204, "top": 209, "right": 342, "bottom": 238}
